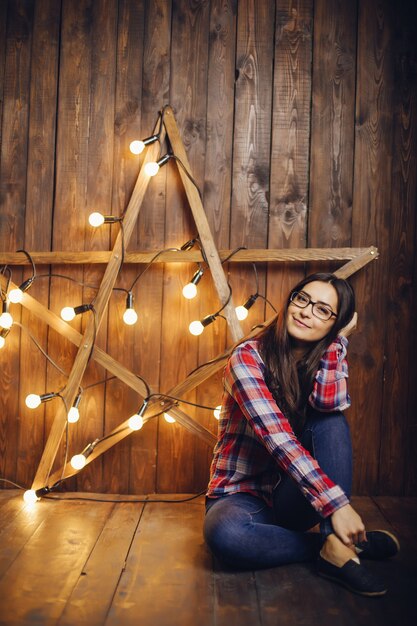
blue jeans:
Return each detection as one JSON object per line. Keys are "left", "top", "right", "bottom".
{"left": 203, "top": 411, "right": 352, "bottom": 569}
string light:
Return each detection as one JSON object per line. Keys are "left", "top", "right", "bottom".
{"left": 144, "top": 154, "right": 171, "bottom": 177}
{"left": 61, "top": 303, "right": 94, "bottom": 322}
{"left": 25, "top": 392, "right": 57, "bottom": 409}
{"left": 128, "top": 400, "right": 148, "bottom": 430}
{"left": 88, "top": 212, "right": 121, "bottom": 228}
{"left": 8, "top": 277, "right": 35, "bottom": 303}
{"left": 213, "top": 405, "right": 221, "bottom": 420}
{"left": 123, "top": 292, "right": 138, "bottom": 325}
{"left": 189, "top": 314, "right": 217, "bottom": 336}
{"left": 163, "top": 413, "right": 176, "bottom": 423}
{"left": 67, "top": 393, "right": 82, "bottom": 423}
{"left": 0, "top": 301, "right": 13, "bottom": 329}
{"left": 0, "top": 328, "right": 9, "bottom": 349}
{"left": 70, "top": 439, "right": 100, "bottom": 470}
{"left": 129, "top": 134, "right": 159, "bottom": 155}
{"left": 182, "top": 267, "right": 204, "bottom": 299}
{"left": 235, "top": 294, "right": 259, "bottom": 321}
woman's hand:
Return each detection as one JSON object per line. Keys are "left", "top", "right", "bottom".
{"left": 330, "top": 503, "right": 366, "bottom": 546}
{"left": 339, "top": 312, "right": 358, "bottom": 338}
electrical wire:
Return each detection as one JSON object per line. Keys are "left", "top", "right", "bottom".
{"left": 14, "top": 322, "right": 69, "bottom": 378}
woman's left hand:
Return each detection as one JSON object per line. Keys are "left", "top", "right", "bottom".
{"left": 339, "top": 312, "right": 358, "bottom": 338}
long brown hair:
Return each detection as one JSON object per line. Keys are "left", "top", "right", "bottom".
{"left": 258, "top": 273, "right": 355, "bottom": 433}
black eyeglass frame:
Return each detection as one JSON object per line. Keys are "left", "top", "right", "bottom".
{"left": 289, "top": 291, "right": 337, "bottom": 321}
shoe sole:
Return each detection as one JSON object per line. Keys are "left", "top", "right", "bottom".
{"left": 317, "top": 570, "right": 388, "bottom": 597}
{"left": 372, "top": 529, "right": 401, "bottom": 554}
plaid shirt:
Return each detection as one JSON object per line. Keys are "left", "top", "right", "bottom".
{"left": 207, "top": 336, "right": 351, "bottom": 518}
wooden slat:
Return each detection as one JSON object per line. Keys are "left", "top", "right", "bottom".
{"left": 213, "top": 561, "right": 261, "bottom": 626}
{"left": 106, "top": 498, "right": 214, "bottom": 626}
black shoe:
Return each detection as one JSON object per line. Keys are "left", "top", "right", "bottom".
{"left": 317, "top": 556, "right": 388, "bottom": 597}
{"left": 355, "top": 530, "right": 400, "bottom": 560}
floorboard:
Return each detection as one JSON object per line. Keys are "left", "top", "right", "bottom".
{"left": 0, "top": 490, "right": 415, "bottom": 626}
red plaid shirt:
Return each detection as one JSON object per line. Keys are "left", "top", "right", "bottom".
{"left": 207, "top": 336, "right": 351, "bottom": 518}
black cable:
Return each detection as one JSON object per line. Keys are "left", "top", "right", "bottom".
{"left": 221, "top": 246, "right": 247, "bottom": 264}
{"left": 145, "top": 392, "right": 216, "bottom": 413}
{"left": 129, "top": 247, "right": 180, "bottom": 291}
{"left": 14, "top": 322, "right": 69, "bottom": 377}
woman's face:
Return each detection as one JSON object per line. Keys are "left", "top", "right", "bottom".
{"left": 286, "top": 280, "right": 338, "bottom": 344}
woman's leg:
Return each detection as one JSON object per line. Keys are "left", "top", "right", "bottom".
{"left": 272, "top": 410, "right": 353, "bottom": 539}
{"left": 203, "top": 493, "right": 322, "bottom": 569}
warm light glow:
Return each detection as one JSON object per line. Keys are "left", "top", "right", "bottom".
{"left": 25, "top": 394, "right": 42, "bottom": 409}
{"left": 61, "top": 307, "right": 76, "bottom": 322}
{"left": 163, "top": 413, "right": 176, "bottom": 423}
{"left": 67, "top": 407, "right": 80, "bottom": 423}
{"left": 8, "top": 288, "right": 23, "bottom": 303}
{"left": 235, "top": 305, "right": 249, "bottom": 321}
{"left": 213, "top": 405, "right": 222, "bottom": 420}
{"left": 23, "top": 489, "right": 39, "bottom": 505}
{"left": 0, "top": 311, "right": 13, "bottom": 329}
{"left": 128, "top": 414, "right": 144, "bottom": 431}
{"left": 0, "top": 336, "right": 5, "bottom": 349}
{"left": 144, "top": 161, "right": 160, "bottom": 177}
{"left": 88, "top": 212, "right": 105, "bottom": 227}
{"left": 123, "top": 308, "right": 138, "bottom": 325}
{"left": 182, "top": 283, "right": 197, "bottom": 299}
{"left": 70, "top": 454, "right": 87, "bottom": 470}
{"left": 129, "top": 140, "right": 145, "bottom": 155}
{"left": 189, "top": 320, "right": 204, "bottom": 336}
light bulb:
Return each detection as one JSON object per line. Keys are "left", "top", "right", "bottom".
{"left": 0, "top": 336, "right": 5, "bottom": 349}
{"left": 144, "top": 161, "right": 160, "bottom": 177}
{"left": 189, "top": 320, "right": 204, "bottom": 336}
{"left": 23, "top": 489, "right": 39, "bottom": 505}
{"left": 25, "top": 394, "right": 41, "bottom": 409}
{"left": 182, "top": 283, "right": 197, "bottom": 299}
{"left": 129, "top": 140, "right": 145, "bottom": 155}
{"left": 61, "top": 307, "right": 76, "bottom": 321}
{"left": 163, "top": 413, "right": 176, "bottom": 423}
{"left": 123, "top": 308, "right": 138, "bottom": 325}
{"left": 235, "top": 305, "right": 249, "bottom": 321}
{"left": 88, "top": 212, "right": 105, "bottom": 227}
{"left": 67, "top": 407, "right": 80, "bottom": 423}
{"left": 213, "top": 405, "right": 222, "bottom": 420}
{"left": 128, "top": 414, "right": 144, "bottom": 430}
{"left": 70, "top": 454, "right": 87, "bottom": 470}
{"left": 0, "top": 311, "right": 13, "bottom": 329}
{"left": 8, "top": 288, "right": 23, "bottom": 303}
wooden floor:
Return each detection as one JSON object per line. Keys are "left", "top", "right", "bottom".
{"left": 0, "top": 490, "right": 416, "bottom": 626}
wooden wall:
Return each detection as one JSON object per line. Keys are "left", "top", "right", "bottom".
{"left": 0, "top": 0, "right": 416, "bottom": 496}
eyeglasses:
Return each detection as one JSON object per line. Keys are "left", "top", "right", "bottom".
{"left": 289, "top": 291, "right": 337, "bottom": 321}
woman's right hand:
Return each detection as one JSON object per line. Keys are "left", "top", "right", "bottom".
{"left": 330, "top": 503, "right": 366, "bottom": 546}
{"left": 339, "top": 312, "right": 358, "bottom": 338}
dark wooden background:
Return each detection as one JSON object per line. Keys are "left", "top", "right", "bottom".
{"left": 0, "top": 0, "right": 416, "bottom": 496}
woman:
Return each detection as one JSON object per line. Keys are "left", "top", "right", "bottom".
{"left": 204, "top": 273, "right": 399, "bottom": 596}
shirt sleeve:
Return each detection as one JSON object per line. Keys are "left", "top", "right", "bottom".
{"left": 308, "top": 335, "right": 351, "bottom": 412}
{"left": 224, "top": 343, "right": 350, "bottom": 518}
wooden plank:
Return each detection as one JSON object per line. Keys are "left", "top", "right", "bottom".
{"left": 0, "top": 0, "right": 8, "bottom": 152}
{"left": 58, "top": 502, "right": 144, "bottom": 626}
{"left": 350, "top": 0, "right": 395, "bottom": 494}
{"left": 379, "top": 0, "right": 417, "bottom": 495}
{"left": 0, "top": 0, "right": 34, "bottom": 484}
{"left": 213, "top": 560, "right": 261, "bottom": 626}
{"left": 0, "top": 499, "right": 114, "bottom": 625}
{"left": 0, "top": 246, "right": 375, "bottom": 265}
{"left": 17, "top": 0, "right": 61, "bottom": 490}
{"left": 106, "top": 497, "right": 214, "bottom": 626}
{"left": 268, "top": 0, "right": 313, "bottom": 305}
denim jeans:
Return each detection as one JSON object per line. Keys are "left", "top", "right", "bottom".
{"left": 203, "top": 411, "right": 352, "bottom": 569}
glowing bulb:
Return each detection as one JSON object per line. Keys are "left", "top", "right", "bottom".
{"left": 0, "top": 311, "right": 13, "bottom": 329}
{"left": 25, "top": 394, "right": 41, "bottom": 409}
{"left": 189, "top": 320, "right": 204, "bottom": 336}
{"left": 164, "top": 413, "right": 176, "bottom": 423}
{"left": 8, "top": 288, "right": 23, "bottom": 303}
{"left": 61, "top": 307, "right": 76, "bottom": 321}
{"left": 88, "top": 212, "right": 105, "bottom": 227}
{"left": 67, "top": 407, "right": 80, "bottom": 423}
{"left": 123, "top": 308, "right": 138, "bottom": 325}
{"left": 70, "top": 454, "right": 87, "bottom": 470}
{"left": 144, "top": 161, "right": 160, "bottom": 177}
{"left": 129, "top": 140, "right": 145, "bottom": 155}
{"left": 235, "top": 305, "right": 249, "bottom": 321}
{"left": 182, "top": 283, "right": 197, "bottom": 299}
{"left": 0, "top": 336, "right": 5, "bottom": 349}
{"left": 128, "top": 414, "right": 144, "bottom": 430}
{"left": 23, "top": 490, "right": 39, "bottom": 505}
{"left": 213, "top": 405, "right": 222, "bottom": 420}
